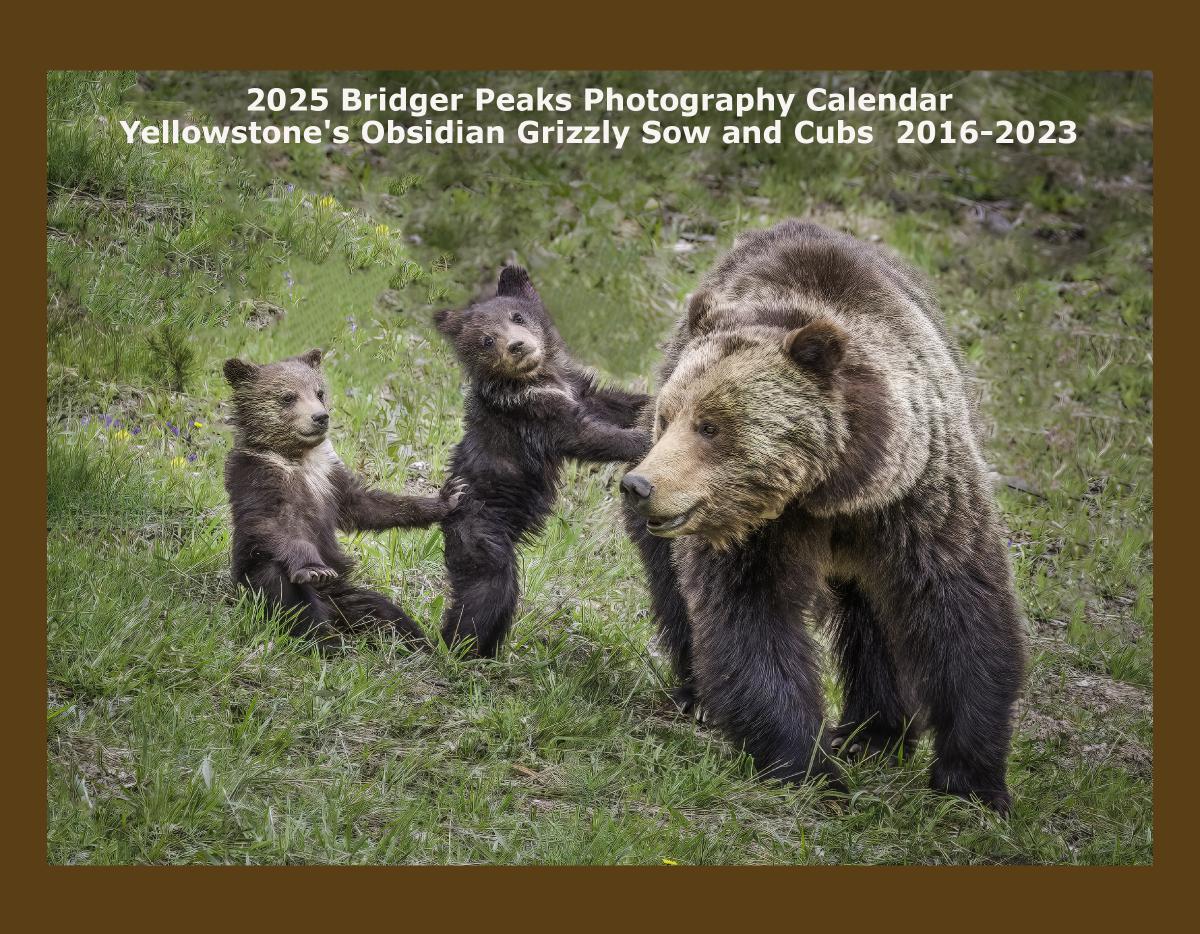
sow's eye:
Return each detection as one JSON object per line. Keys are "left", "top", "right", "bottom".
{"left": 280, "top": 392, "right": 298, "bottom": 406}
{"left": 481, "top": 334, "right": 495, "bottom": 349}
{"left": 316, "top": 389, "right": 325, "bottom": 402}
{"left": 657, "top": 412, "right": 670, "bottom": 434}
{"left": 511, "top": 312, "right": 525, "bottom": 325}
{"left": 698, "top": 421, "right": 719, "bottom": 438}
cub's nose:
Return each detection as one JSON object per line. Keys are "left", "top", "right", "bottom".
{"left": 312, "top": 412, "right": 329, "bottom": 428}
{"left": 621, "top": 472, "right": 654, "bottom": 503}
{"left": 507, "top": 339, "right": 527, "bottom": 357}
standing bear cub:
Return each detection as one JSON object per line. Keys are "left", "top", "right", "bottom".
{"left": 435, "top": 266, "right": 651, "bottom": 657}
{"left": 224, "top": 349, "right": 460, "bottom": 646}
{"left": 622, "top": 221, "right": 1026, "bottom": 812}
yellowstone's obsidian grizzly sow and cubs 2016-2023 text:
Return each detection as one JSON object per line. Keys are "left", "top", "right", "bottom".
{"left": 434, "top": 266, "right": 651, "bottom": 658}
{"left": 223, "top": 349, "right": 462, "bottom": 648}
{"left": 621, "top": 221, "right": 1027, "bottom": 812}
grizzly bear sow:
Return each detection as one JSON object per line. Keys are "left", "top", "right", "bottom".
{"left": 435, "top": 266, "right": 651, "bottom": 657}
{"left": 621, "top": 221, "right": 1026, "bottom": 812}
{"left": 224, "top": 349, "right": 460, "bottom": 646}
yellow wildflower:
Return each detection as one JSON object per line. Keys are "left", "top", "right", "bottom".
{"left": 661, "top": 858, "right": 678, "bottom": 865}
{"left": 169, "top": 456, "right": 187, "bottom": 469}
{"left": 112, "top": 429, "right": 132, "bottom": 443}
{"left": 375, "top": 223, "right": 390, "bottom": 237}
{"left": 317, "top": 195, "right": 338, "bottom": 210}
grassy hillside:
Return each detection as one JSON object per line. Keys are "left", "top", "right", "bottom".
{"left": 46, "top": 70, "right": 1152, "bottom": 864}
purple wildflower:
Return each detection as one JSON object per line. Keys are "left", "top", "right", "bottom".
{"left": 131, "top": 426, "right": 141, "bottom": 436}
{"left": 186, "top": 452, "right": 198, "bottom": 463}
{"left": 167, "top": 422, "right": 180, "bottom": 437}
{"left": 285, "top": 183, "right": 295, "bottom": 193}
{"left": 81, "top": 415, "right": 91, "bottom": 426}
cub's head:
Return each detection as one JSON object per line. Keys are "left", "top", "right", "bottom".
{"left": 621, "top": 316, "right": 850, "bottom": 549}
{"left": 223, "top": 348, "right": 330, "bottom": 455}
{"left": 434, "top": 266, "right": 559, "bottom": 386}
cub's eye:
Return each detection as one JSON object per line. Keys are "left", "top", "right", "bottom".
{"left": 280, "top": 392, "right": 298, "bottom": 406}
{"left": 481, "top": 335, "right": 495, "bottom": 349}
{"left": 316, "top": 389, "right": 325, "bottom": 402}
{"left": 699, "top": 421, "right": 719, "bottom": 438}
{"left": 511, "top": 312, "right": 525, "bottom": 325}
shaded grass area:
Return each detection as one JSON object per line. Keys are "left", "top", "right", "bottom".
{"left": 47, "top": 70, "right": 1152, "bottom": 864}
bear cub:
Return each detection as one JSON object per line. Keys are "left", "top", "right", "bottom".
{"left": 434, "top": 266, "right": 651, "bottom": 657}
{"left": 224, "top": 348, "right": 461, "bottom": 646}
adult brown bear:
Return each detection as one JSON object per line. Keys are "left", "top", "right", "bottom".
{"left": 621, "top": 221, "right": 1026, "bottom": 812}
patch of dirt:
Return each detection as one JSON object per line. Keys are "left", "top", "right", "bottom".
{"left": 240, "top": 299, "right": 287, "bottom": 330}
{"left": 52, "top": 733, "right": 139, "bottom": 800}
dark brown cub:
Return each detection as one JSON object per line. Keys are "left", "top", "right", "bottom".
{"left": 434, "top": 266, "right": 651, "bottom": 657}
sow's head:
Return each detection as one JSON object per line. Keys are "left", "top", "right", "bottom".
{"left": 434, "top": 266, "right": 559, "bottom": 384}
{"left": 621, "top": 294, "right": 850, "bottom": 550}
{"left": 223, "top": 348, "right": 330, "bottom": 452}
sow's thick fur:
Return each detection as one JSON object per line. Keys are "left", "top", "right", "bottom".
{"left": 223, "top": 349, "right": 456, "bottom": 646}
{"left": 435, "top": 266, "right": 651, "bottom": 657}
{"left": 621, "top": 221, "right": 1026, "bottom": 812}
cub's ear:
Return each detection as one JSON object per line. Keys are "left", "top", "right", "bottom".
{"left": 299, "top": 348, "right": 323, "bottom": 369}
{"left": 496, "top": 265, "right": 540, "bottom": 303}
{"left": 687, "top": 290, "right": 715, "bottom": 335}
{"left": 783, "top": 320, "right": 847, "bottom": 376}
{"left": 433, "top": 307, "right": 463, "bottom": 338}
{"left": 223, "top": 358, "right": 259, "bottom": 386}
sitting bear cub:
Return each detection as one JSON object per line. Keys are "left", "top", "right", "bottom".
{"left": 621, "top": 221, "right": 1026, "bottom": 812}
{"left": 223, "top": 348, "right": 460, "bottom": 646}
{"left": 435, "top": 266, "right": 651, "bottom": 657}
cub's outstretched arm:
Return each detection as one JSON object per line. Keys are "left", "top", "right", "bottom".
{"left": 581, "top": 384, "right": 649, "bottom": 429}
{"left": 561, "top": 417, "right": 652, "bottom": 464}
{"left": 334, "top": 465, "right": 462, "bottom": 532}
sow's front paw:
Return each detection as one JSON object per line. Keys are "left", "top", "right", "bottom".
{"left": 291, "top": 564, "right": 338, "bottom": 585}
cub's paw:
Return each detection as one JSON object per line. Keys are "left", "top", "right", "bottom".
{"left": 291, "top": 565, "right": 338, "bottom": 585}
{"left": 442, "top": 476, "right": 470, "bottom": 512}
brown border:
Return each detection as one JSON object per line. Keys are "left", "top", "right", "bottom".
{"left": 11, "top": 4, "right": 1185, "bottom": 925}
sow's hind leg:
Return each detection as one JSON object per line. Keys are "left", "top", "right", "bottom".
{"left": 827, "top": 579, "right": 923, "bottom": 763}
{"left": 440, "top": 503, "right": 519, "bottom": 659}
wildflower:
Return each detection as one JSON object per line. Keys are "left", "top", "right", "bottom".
{"left": 169, "top": 456, "right": 187, "bottom": 469}
{"left": 347, "top": 316, "right": 358, "bottom": 334}
{"left": 285, "top": 183, "right": 295, "bottom": 193}
{"left": 317, "top": 195, "right": 338, "bottom": 210}
{"left": 112, "top": 429, "right": 132, "bottom": 443}
{"left": 186, "top": 452, "right": 198, "bottom": 463}
{"left": 130, "top": 426, "right": 141, "bottom": 436}
{"left": 167, "top": 422, "right": 180, "bottom": 436}
{"left": 375, "top": 223, "right": 390, "bottom": 237}
{"left": 80, "top": 415, "right": 91, "bottom": 426}
{"left": 661, "top": 858, "right": 678, "bottom": 865}
{"left": 193, "top": 421, "right": 204, "bottom": 429}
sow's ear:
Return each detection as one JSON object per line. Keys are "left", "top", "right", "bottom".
{"left": 433, "top": 307, "right": 463, "bottom": 337}
{"left": 783, "top": 320, "right": 847, "bottom": 376}
{"left": 223, "top": 358, "right": 259, "bottom": 386}
{"left": 299, "top": 348, "right": 323, "bottom": 369}
{"left": 496, "top": 265, "right": 540, "bottom": 303}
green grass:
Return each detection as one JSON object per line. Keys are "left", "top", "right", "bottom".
{"left": 46, "top": 70, "right": 1152, "bottom": 864}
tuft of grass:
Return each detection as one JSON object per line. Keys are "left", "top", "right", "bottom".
{"left": 47, "top": 70, "right": 1152, "bottom": 865}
